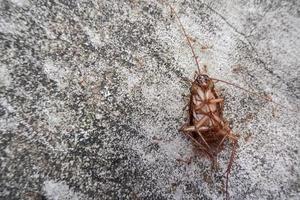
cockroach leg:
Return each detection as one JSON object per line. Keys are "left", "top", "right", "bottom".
{"left": 194, "top": 115, "right": 209, "bottom": 128}
{"left": 181, "top": 125, "right": 195, "bottom": 132}
{"left": 225, "top": 140, "right": 237, "bottom": 200}
{"left": 183, "top": 132, "right": 208, "bottom": 150}
{"left": 216, "top": 134, "right": 228, "bottom": 151}
{"left": 210, "top": 113, "right": 224, "bottom": 126}
{"left": 198, "top": 126, "right": 210, "bottom": 131}
{"left": 225, "top": 141, "right": 237, "bottom": 174}
{"left": 209, "top": 98, "right": 224, "bottom": 104}
{"left": 196, "top": 130, "right": 212, "bottom": 150}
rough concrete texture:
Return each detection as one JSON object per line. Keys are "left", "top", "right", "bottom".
{"left": 0, "top": 0, "right": 299, "bottom": 199}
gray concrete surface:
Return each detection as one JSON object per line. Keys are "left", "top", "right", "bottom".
{"left": 1, "top": 0, "right": 299, "bottom": 199}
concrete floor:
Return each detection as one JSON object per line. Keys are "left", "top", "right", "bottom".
{"left": 1, "top": 0, "right": 299, "bottom": 199}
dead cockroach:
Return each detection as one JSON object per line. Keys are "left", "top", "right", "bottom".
{"left": 180, "top": 70, "right": 238, "bottom": 199}
{"left": 168, "top": 5, "right": 237, "bottom": 198}
{"left": 180, "top": 68, "right": 238, "bottom": 165}
{"left": 167, "top": 4, "right": 291, "bottom": 199}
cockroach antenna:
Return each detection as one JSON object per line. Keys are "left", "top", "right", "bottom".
{"left": 168, "top": 4, "right": 202, "bottom": 75}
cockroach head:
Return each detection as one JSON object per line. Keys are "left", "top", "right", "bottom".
{"left": 195, "top": 74, "right": 211, "bottom": 86}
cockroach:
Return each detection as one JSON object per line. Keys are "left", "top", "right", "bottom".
{"left": 168, "top": 5, "right": 238, "bottom": 198}
{"left": 181, "top": 72, "right": 238, "bottom": 190}
{"left": 169, "top": 5, "right": 238, "bottom": 199}
{"left": 167, "top": 4, "right": 292, "bottom": 199}
{"left": 180, "top": 71, "right": 238, "bottom": 199}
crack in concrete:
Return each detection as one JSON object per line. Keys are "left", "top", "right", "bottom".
{"left": 203, "top": 3, "right": 248, "bottom": 38}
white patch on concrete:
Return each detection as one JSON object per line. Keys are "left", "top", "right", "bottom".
{"left": 83, "top": 26, "right": 103, "bottom": 47}
{"left": 0, "top": 18, "right": 25, "bottom": 35}
{"left": 44, "top": 59, "right": 67, "bottom": 88}
{"left": 119, "top": 67, "right": 141, "bottom": 92}
{"left": 45, "top": 109, "right": 62, "bottom": 127}
{"left": 127, "top": 74, "right": 140, "bottom": 90}
{"left": 173, "top": 186, "right": 183, "bottom": 200}
{"left": 10, "top": 0, "right": 30, "bottom": 7}
{"left": 43, "top": 180, "right": 88, "bottom": 200}
{"left": 142, "top": 84, "right": 159, "bottom": 102}
{"left": 0, "top": 64, "right": 11, "bottom": 87}
{"left": 101, "top": 86, "right": 111, "bottom": 98}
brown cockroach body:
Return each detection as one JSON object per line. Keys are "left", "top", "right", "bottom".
{"left": 180, "top": 71, "right": 238, "bottom": 198}
{"left": 181, "top": 73, "right": 237, "bottom": 164}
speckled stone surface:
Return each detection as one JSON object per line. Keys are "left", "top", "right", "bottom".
{"left": 0, "top": 0, "right": 299, "bottom": 199}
